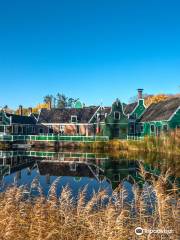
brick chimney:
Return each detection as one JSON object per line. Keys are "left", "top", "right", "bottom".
{"left": 28, "top": 107, "right": 33, "bottom": 115}
{"left": 137, "top": 89, "right": 144, "bottom": 100}
{"left": 19, "top": 105, "right": 23, "bottom": 116}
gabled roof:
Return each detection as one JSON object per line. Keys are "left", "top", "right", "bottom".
{"left": 6, "top": 113, "right": 36, "bottom": 125}
{"left": 139, "top": 97, "right": 180, "bottom": 122}
{"left": 38, "top": 161, "right": 101, "bottom": 178}
{"left": 38, "top": 107, "right": 99, "bottom": 124}
{"left": 124, "top": 102, "right": 138, "bottom": 115}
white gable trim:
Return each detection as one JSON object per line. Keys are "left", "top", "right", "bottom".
{"left": 168, "top": 106, "right": 180, "bottom": 121}
{"left": 88, "top": 106, "right": 101, "bottom": 123}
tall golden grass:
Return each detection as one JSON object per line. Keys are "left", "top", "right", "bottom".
{"left": 84, "top": 130, "right": 180, "bottom": 155}
{"left": 0, "top": 169, "right": 179, "bottom": 240}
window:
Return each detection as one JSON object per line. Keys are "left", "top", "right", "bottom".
{"left": 140, "top": 124, "right": 144, "bottom": 133}
{"left": 0, "top": 126, "right": 4, "bottom": 132}
{"left": 71, "top": 115, "right": 77, "bottom": 123}
{"left": 39, "top": 128, "right": 44, "bottom": 134}
{"left": 157, "top": 126, "right": 161, "bottom": 136}
{"left": 132, "top": 113, "right": 137, "bottom": 119}
{"left": 32, "top": 127, "right": 36, "bottom": 134}
{"left": 150, "top": 124, "right": 155, "bottom": 133}
{"left": 18, "top": 126, "right": 23, "bottom": 134}
{"left": 49, "top": 128, "right": 53, "bottom": 134}
{"left": 0, "top": 116, "right": 2, "bottom": 122}
{"left": 163, "top": 125, "right": 168, "bottom": 132}
{"left": 114, "top": 111, "right": 120, "bottom": 120}
{"left": 15, "top": 126, "right": 18, "bottom": 134}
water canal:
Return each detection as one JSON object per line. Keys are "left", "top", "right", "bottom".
{"left": 0, "top": 147, "right": 179, "bottom": 201}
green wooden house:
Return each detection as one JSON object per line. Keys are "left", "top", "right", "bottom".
{"left": 124, "top": 89, "right": 146, "bottom": 136}
{"left": 101, "top": 99, "right": 129, "bottom": 139}
{"left": 0, "top": 107, "right": 36, "bottom": 135}
{"left": 137, "top": 97, "right": 180, "bottom": 136}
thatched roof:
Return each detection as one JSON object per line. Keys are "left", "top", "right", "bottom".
{"left": 6, "top": 113, "right": 36, "bottom": 125}
{"left": 139, "top": 97, "right": 180, "bottom": 122}
{"left": 38, "top": 107, "right": 99, "bottom": 124}
{"left": 124, "top": 102, "right": 137, "bottom": 115}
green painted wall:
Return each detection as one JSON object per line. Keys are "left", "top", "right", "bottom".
{"left": 102, "top": 99, "right": 128, "bottom": 139}
{"left": 128, "top": 99, "right": 146, "bottom": 136}
{"left": 131, "top": 99, "right": 146, "bottom": 118}
{"left": 169, "top": 108, "right": 180, "bottom": 129}
{"left": 140, "top": 120, "right": 169, "bottom": 136}
{"left": 138, "top": 108, "right": 180, "bottom": 137}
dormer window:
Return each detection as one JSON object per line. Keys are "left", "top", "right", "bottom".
{"left": 114, "top": 111, "right": 120, "bottom": 120}
{"left": 71, "top": 115, "right": 77, "bottom": 123}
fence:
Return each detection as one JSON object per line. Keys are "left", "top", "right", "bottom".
{"left": 0, "top": 134, "right": 109, "bottom": 142}
{"left": 127, "top": 135, "right": 144, "bottom": 141}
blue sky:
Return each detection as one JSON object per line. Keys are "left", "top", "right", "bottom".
{"left": 0, "top": 0, "right": 180, "bottom": 109}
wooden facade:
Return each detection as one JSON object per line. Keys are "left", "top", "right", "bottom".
{"left": 0, "top": 94, "right": 180, "bottom": 139}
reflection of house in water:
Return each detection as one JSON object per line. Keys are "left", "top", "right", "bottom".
{"left": 0, "top": 150, "right": 139, "bottom": 190}
{"left": 38, "top": 161, "right": 104, "bottom": 184}
{"left": 0, "top": 152, "right": 36, "bottom": 183}
{"left": 98, "top": 159, "right": 139, "bottom": 189}
{"left": 37, "top": 157, "right": 139, "bottom": 190}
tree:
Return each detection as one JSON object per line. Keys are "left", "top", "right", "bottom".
{"left": 56, "top": 93, "right": 68, "bottom": 108}
{"left": 67, "top": 98, "right": 79, "bottom": 108}
{"left": 144, "top": 94, "right": 169, "bottom": 106}
{"left": 43, "top": 95, "right": 53, "bottom": 104}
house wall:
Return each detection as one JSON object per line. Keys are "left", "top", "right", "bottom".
{"left": 39, "top": 124, "right": 95, "bottom": 136}
{"left": 128, "top": 99, "right": 146, "bottom": 136}
{"left": 169, "top": 108, "right": 180, "bottom": 129}
{"left": 102, "top": 100, "right": 128, "bottom": 139}
{"left": 0, "top": 111, "right": 37, "bottom": 135}
{"left": 138, "top": 109, "right": 180, "bottom": 137}
{"left": 139, "top": 120, "right": 169, "bottom": 136}
{"left": 132, "top": 99, "right": 146, "bottom": 118}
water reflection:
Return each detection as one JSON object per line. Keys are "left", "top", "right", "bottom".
{"left": 0, "top": 149, "right": 179, "bottom": 199}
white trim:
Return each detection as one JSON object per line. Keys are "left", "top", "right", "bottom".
{"left": 124, "top": 102, "right": 138, "bottom": 116}
{"left": 114, "top": 111, "right": 120, "bottom": 120}
{"left": 37, "top": 109, "right": 42, "bottom": 122}
{"left": 88, "top": 106, "right": 101, "bottom": 123}
{"left": 40, "top": 123, "right": 94, "bottom": 126}
{"left": 71, "top": 115, "right": 77, "bottom": 123}
{"left": 168, "top": 106, "right": 180, "bottom": 121}
{"left": 127, "top": 99, "right": 146, "bottom": 117}
{"left": 140, "top": 120, "right": 168, "bottom": 124}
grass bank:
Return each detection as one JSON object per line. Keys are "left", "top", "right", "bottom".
{"left": 82, "top": 130, "right": 180, "bottom": 155}
{"left": 0, "top": 169, "right": 178, "bottom": 240}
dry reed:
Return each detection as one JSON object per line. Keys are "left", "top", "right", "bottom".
{"left": 0, "top": 168, "right": 179, "bottom": 240}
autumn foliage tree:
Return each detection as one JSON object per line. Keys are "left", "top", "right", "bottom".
{"left": 144, "top": 94, "right": 169, "bottom": 106}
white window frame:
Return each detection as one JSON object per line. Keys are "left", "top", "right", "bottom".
{"left": 71, "top": 115, "right": 77, "bottom": 123}
{"left": 114, "top": 111, "right": 120, "bottom": 120}
{"left": 163, "top": 124, "right": 168, "bottom": 132}
{"left": 150, "top": 124, "right": 155, "bottom": 133}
